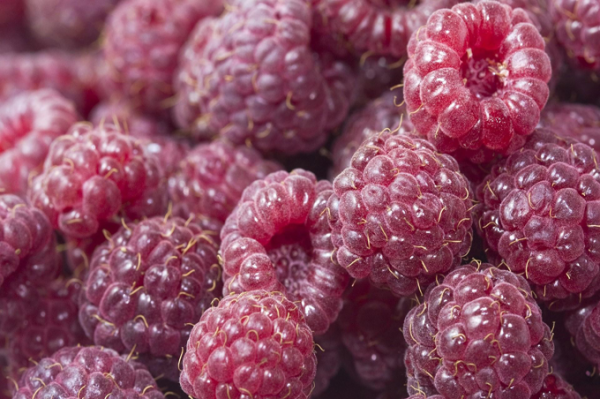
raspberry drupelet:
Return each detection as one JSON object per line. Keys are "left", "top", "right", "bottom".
{"left": 327, "top": 132, "right": 473, "bottom": 298}
{"left": 180, "top": 290, "right": 317, "bottom": 399}
{"left": 0, "top": 89, "right": 78, "bottom": 196}
{"left": 532, "top": 372, "right": 582, "bottom": 399}
{"left": 403, "top": 262, "right": 555, "bottom": 399}
{"left": 539, "top": 102, "right": 600, "bottom": 152}
{"left": 475, "top": 129, "right": 600, "bottom": 310}
{"left": 565, "top": 298, "right": 600, "bottom": 371}
{"left": 28, "top": 122, "right": 168, "bottom": 239}
{"left": 12, "top": 346, "right": 166, "bottom": 399}
{"left": 403, "top": 1, "right": 552, "bottom": 161}
{"left": 220, "top": 169, "right": 349, "bottom": 335}
{"left": 78, "top": 215, "right": 222, "bottom": 380}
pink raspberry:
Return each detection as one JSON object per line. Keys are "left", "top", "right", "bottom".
{"left": 475, "top": 129, "right": 600, "bottom": 310}
{"left": 102, "top": 0, "right": 222, "bottom": 113}
{"left": 539, "top": 102, "right": 600, "bottom": 152}
{"left": 328, "top": 132, "right": 473, "bottom": 297}
{"left": 404, "top": 1, "right": 552, "bottom": 160}
{"left": 221, "top": 169, "right": 349, "bottom": 334}
{"left": 403, "top": 263, "right": 554, "bottom": 399}
{"left": 28, "top": 122, "right": 168, "bottom": 239}
{"left": 180, "top": 290, "right": 317, "bottom": 399}
{"left": 532, "top": 373, "right": 582, "bottom": 399}
{"left": 173, "top": 0, "right": 356, "bottom": 154}
{"left": 0, "top": 89, "right": 78, "bottom": 196}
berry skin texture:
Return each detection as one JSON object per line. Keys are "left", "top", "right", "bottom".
{"left": 532, "top": 373, "right": 581, "bottom": 399}
{"left": 0, "top": 194, "right": 59, "bottom": 288}
{"left": 328, "top": 132, "right": 473, "bottom": 298}
{"left": 566, "top": 299, "right": 600, "bottom": 370}
{"left": 404, "top": 1, "right": 552, "bottom": 159}
{"left": 78, "top": 216, "right": 222, "bottom": 378}
{"left": 220, "top": 169, "right": 349, "bottom": 335}
{"left": 0, "top": 89, "right": 78, "bottom": 195}
{"left": 13, "top": 346, "right": 166, "bottom": 399}
{"left": 404, "top": 263, "right": 554, "bottom": 399}
{"left": 168, "top": 141, "right": 282, "bottom": 225}
{"left": 475, "top": 129, "right": 600, "bottom": 310}
{"left": 28, "top": 122, "right": 168, "bottom": 239}
{"left": 539, "top": 102, "right": 600, "bottom": 152}
{"left": 180, "top": 290, "right": 317, "bottom": 399}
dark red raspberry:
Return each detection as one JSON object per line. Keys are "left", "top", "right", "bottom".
{"left": 532, "top": 373, "right": 582, "bottom": 399}
{"left": 28, "top": 122, "right": 168, "bottom": 239}
{"left": 0, "top": 25, "right": 35, "bottom": 54}
{"left": 0, "top": 349, "right": 8, "bottom": 399}
{"left": 565, "top": 299, "right": 600, "bottom": 370}
{"left": 0, "top": 89, "right": 78, "bottom": 196}
{"left": 475, "top": 129, "right": 600, "bottom": 310}
{"left": 0, "top": 194, "right": 59, "bottom": 288}
{"left": 0, "top": 0, "right": 24, "bottom": 28}
{"left": 540, "top": 103, "right": 600, "bottom": 152}
{"left": 168, "top": 141, "right": 281, "bottom": 225}
{"left": 313, "top": 327, "right": 342, "bottom": 396}
{"left": 555, "top": 67, "right": 600, "bottom": 104}
{"left": 328, "top": 132, "right": 473, "bottom": 297}
{"left": 12, "top": 346, "right": 166, "bottom": 399}
{"left": 78, "top": 215, "right": 222, "bottom": 379}
{"left": 403, "top": 1, "right": 552, "bottom": 160}
{"left": 26, "top": 0, "right": 120, "bottom": 49}
{"left": 403, "top": 263, "right": 554, "bottom": 399}
{"left": 405, "top": 395, "right": 445, "bottom": 399}
{"left": 220, "top": 169, "right": 349, "bottom": 334}
{"left": 173, "top": 0, "right": 355, "bottom": 154}
{"left": 180, "top": 290, "right": 317, "bottom": 399}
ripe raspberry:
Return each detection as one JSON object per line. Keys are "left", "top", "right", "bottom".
{"left": 403, "top": 1, "right": 552, "bottom": 159}
{"left": 220, "top": 169, "right": 349, "bottom": 334}
{"left": 12, "top": 346, "right": 166, "bottom": 399}
{"left": 0, "top": 194, "right": 59, "bottom": 288}
{"left": 0, "top": 0, "right": 24, "bottom": 28}
{"left": 28, "top": 122, "right": 168, "bottom": 239}
{"left": 78, "top": 215, "right": 222, "bottom": 379}
{"left": 328, "top": 132, "right": 473, "bottom": 297}
{"left": 173, "top": 0, "right": 356, "bottom": 154}
{"left": 539, "top": 103, "right": 600, "bottom": 152}
{"left": 180, "top": 290, "right": 317, "bottom": 399}
{"left": 313, "top": 326, "right": 342, "bottom": 396}
{"left": 26, "top": 0, "right": 120, "bottom": 49}
{"left": 403, "top": 263, "right": 554, "bottom": 399}
{"left": 168, "top": 141, "right": 281, "bottom": 225}
{"left": 565, "top": 299, "right": 600, "bottom": 370}
{"left": 475, "top": 129, "right": 600, "bottom": 310}
{"left": 532, "top": 373, "right": 581, "bottom": 399}
{"left": 0, "top": 89, "right": 78, "bottom": 196}
{"left": 102, "top": 0, "right": 222, "bottom": 113}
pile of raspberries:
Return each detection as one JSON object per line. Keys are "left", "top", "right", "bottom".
{"left": 3, "top": 0, "right": 600, "bottom": 398}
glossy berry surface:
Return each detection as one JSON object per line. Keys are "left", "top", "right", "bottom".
{"left": 540, "top": 102, "right": 600, "bottom": 152}
{"left": 28, "top": 122, "right": 167, "bottom": 239}
{"left": 475, "top": 129, "right": 600, "bottom": 310}
{"left": 404, "top": 263, "right": 554, "bottom": 399}
{"left": 180, "top": 290, "right": 317, "bottom": 399}
{"left": 328, "top": 132, "right": 473, "bottom": 297}
{"left": 532, "top": 372, "right": 581, "bottom": 399}
{"left": 220, "top": 169, "right": 349, "bottom": 334}
{"left": 0, "top": 89, "right": 78, "bottom": 195}
{"left": 404, "top": 1, "right": 552, "bottom": 160}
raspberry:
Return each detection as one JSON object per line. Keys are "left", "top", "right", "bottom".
{"left": 565, "top": 299, "right": 600, "bottom": 370}
{"left": 532, "top": 373, "right": 581, "bottom": 399}
{"left": 539, "top": 102, "right": 600, "bottom": 152}
{"left": 0, "top": 89, "right": 78, "bottom": 196}
{"left": 403, "top": 263, "right": 554, "bottom": 399}
{"left": 168, "top": 141, "right": 281, "bottom": 225}
{"left": 102, "top": 0, "right": 222, "bottom": 113}
{"left": 475, "top": 129, "right": 600, "bottom": 310}
{"left": 28, "top": 122, "right": 168, "bottom": 239}
{"left": 313, "top": 326, "right": 342, "bottom": 396}
{"left": 26, "top": 0, "right": 120, "bottom": 49}
{"left": 180, "top": 290, "right": 317, "bottom": 399}
{"left": 355, "top": 56, "right": 405, "bottom": 105}
{"left": 173, "top": 0, "right": 355, "bottom": 154}
{"left": 0, "top": 0, "right": 24, "bottom": 28}
{"left": 78, "top": 215, "right": 222, "bottom": 379}
{"left": 406, "top": 395, "right": 445, "bottom": 399}
{"left": 220, "top": 169, "right": 349, "bottom": 334}
{"left": 0, "top": 194, "right": 59, "bottom": 288}
{"left": 12, "top": 346, "right": 166, "bottom": 399}
{"left": 403, "top": 1, "right": 552, "bottom": 159}
{"left": 328, "top": 132, "right": 473, "bottom": 297}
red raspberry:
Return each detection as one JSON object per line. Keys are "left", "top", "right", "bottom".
{"left": 475, "top": 129, "right": 600, "bottom": 310}
{"left": 539, "top": 102, "right": 600, "bottom": 152}
{"left": 565, "top": 299, "right": 600, "bottom": 370}
{"left": 78, "top": 215, "right": 222, "bottom": 379}
{"left": 12, "top": 346, "right": 166, "bottom": 399}
{"left": 26, "top": 0, "right": 120, "bottom": 49}
{"left": 28, "top": 122, "right": 168, "bottom": 239}
{"left": 328, "top": 132, "right": 473, "bottom": 297}
{"left": 403, "top": 263, "right": 554, "bottom": 399}
{"left": 0, "top": 89, "right": 78, "bottom": 196}
{"left": 180, "top": 290, "right": 317, "bottom": 399}
{"left": 313, "top": 327, "right": 342, "bottom": 396}
{"left": 0, "top": 194, "right": 59, "bottom": 288}
{"left": 102, "top": 0, "right": 222, "bottom": 113}
{"left": 532, "top": 373, "right": 582, "bottom": 399}
{"left": 403, "top": 1, "right": 552, "bottom": 159}
{"left": 168, "top": 141, "right": 281, "bottom": 225}
{"left": 173, "top": 0, "right": 355, "bottom": 154}
{"left": 0, "top": 0, "right": 24, "bottom": 28}
{"left": 220, "top": 169, "right": 349, "bottom": 334}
